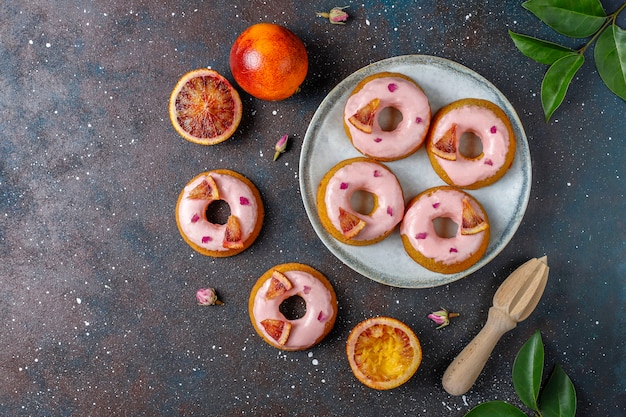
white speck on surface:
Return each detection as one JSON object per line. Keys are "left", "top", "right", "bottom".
{"left": 76, "top": 297, "right": 82, "bottom": 304}
{"left": 312, "top": 359, "right": 319, "bottom": 365}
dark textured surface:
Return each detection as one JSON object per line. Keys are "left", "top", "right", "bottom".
{"left": 1, "top": 1, "right": 624, "bottom": 416}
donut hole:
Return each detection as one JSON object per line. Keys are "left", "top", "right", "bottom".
{"left": 378, "top": 107, "right": 403, "bottom": 131}
{"left": 459, "top": 131, "right": 484, "bottom": 159}
{"left": 350, "top": 190, "right": 376, "bottom": 215}
{"left": 432, "top": 217, "right": 459, "bottom": 238}
{"left": 279, "top": 295, "right": 307, "bottom": 320}
{"left": 205, "top": 200, "right": 231, "bottom": 225}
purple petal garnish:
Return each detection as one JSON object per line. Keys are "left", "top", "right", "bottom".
{"left": 317, "top": 311, "right": 327, "bottom": 322}
{"left": 490, "top": 125, "right": 497, "bottom": 134}
{"left": 432, "top": 202, "right": 441, "bottom": 209}
{"left": 388, "top": 83, "right": 398, "bottom": 92}
{"left": 484, "top": 158, "right": 493, "bottom": 166}
{"left": 450, "top": 247, "right": 458, "bottom": 253}
{"left": 202, "top": 236, "right": 212, "bottom": 244}
{"left": 240, "top": 196, "right": 250, "bottom": 206}
{"left": 416, "top": 232, "right": 428, "bottom": 239}
{"left": 416, "top": 117, "right": 422, "bottom": 124}
{"left": 373, "top": 170, "right": 382, "bottom": 177}
{"left": 303, "top": 285, "right": 311, "bottom": 295}
{"left": 340, "top": 182, "right": 348, "bottom": 190}
{"left": 387, "top": 206, "right": 393, "bottom": 216}
{"left": 374, "top": 137, "right": 383, "bottom": 143}
{"left": 191, "top": 213, "right": 200, "bottom": 223}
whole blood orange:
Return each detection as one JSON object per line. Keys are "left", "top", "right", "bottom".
{"left": 346, "top": 316, "right": 422, "bottom": 390}
{"left": 169, "top": 68, "right": 242, "bottom": 145}
{"left": 229, "top": 23, "right": 308, "bottom": 101}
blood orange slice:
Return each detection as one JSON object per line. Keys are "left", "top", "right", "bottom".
{"left": 346, "top": 316, "right": 422, "bottom": 390}
{"left": 261, "top": 319, "right": 292, "bottom": 346}
{"left": 348, "top": 98, "right": 380, "bottom": 134}
{"left": 432, "top": 124, "right": 458, "bottom": 160}
{"left": 461, "top": 197, "right": 488, "bottom": 235}
{"left": 187, "top": 176, "right": 219, "bottom": 200}
{"left": 338, "top": 207, "right": 366, "bottom": 239}
{"left": 223, "top": 215, "right": 244, "bottom": 249}
{"left": 266, "top": 270, "right": 293, "bottom": 300}
{"left": 169, "top": 68, "right": 242, "bottom": 145}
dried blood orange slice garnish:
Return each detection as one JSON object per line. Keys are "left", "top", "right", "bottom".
{"left": 261, "top": 319, "right": 292, "bottom": 346}
{"left": 432, "top": 124, "right": 458, "bottom": 160}
{"left": 346, "top": 316, "right": 422, "bottom": 390}
{"left": 169, "top": 68, "right": 243, "bottom": 145}
{"left": 223, "top": 215, "right": 244, "bottom": 249}
{"left": 266, "top": 270, "right": 293, "bottom": 300}
{"left": 187, "top": 176, "right": 219, "bottom": 200}
{"left": 338, "top": 207, "right": 366, "bottom": 239}
{"left": 461, "top": 197, "right": 488, "bottom": 235}
{"left": 348, "top": 98, "right": 380, "bottom": 134}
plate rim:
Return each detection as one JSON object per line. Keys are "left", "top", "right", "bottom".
{"left": 299, "top": 54, "right": 531, "bottom": 288}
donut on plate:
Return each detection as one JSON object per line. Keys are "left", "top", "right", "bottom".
{"left": 249, "top": 263, "right": 338, "bottom": 351}
{"left": 426, "top": 98, "right": 515, "bottom": 189}
{"left": 343, "top": 72, "right": 431, "bottom": 161}
{"left": 175, "top": 169, "right": 263, "bottom": 257}
{"left": 316, "top": 157, "right": 405, "bottom": 246}
{"left": 400, "top": 186, "right": 490, "bottom": 274}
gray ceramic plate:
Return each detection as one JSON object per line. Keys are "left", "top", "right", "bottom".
{"left": 299, "top": 55, "right": 531, "bottom": 288}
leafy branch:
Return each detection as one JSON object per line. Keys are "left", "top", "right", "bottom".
{"left": 464, "top": 331, "right": 576, "bottom": 417}
{"left": 509, "top": 0, "right": 626, "bottom": 121}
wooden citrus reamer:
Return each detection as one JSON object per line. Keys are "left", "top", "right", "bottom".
{"left": 442, "top": 256, "right": 550, "bottom": 396}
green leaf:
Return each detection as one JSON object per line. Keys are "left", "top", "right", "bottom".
{"left": 594, "top": 24, "right": 626, "bottom": 101}
{"left": 522, "top": 0, "right": 606, "bottom": 38}
{"left": 541, "top": 53, "right": 585, "bottom": 121}
{"left": 464, "top": 401, "right": 528, "bottom": 417}
{"left": 539, "top": 364, "right": 577, "bottom": 417}
{"left": 512, "top": 330, "right": 544, "bottom": 411}
{"left": 509, "top": 30, "right": 575, "bottom": 64}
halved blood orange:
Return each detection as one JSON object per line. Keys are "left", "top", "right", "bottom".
{"left": 432, "top": 124, "right": 458, "bottom": 160}
{"left": 461, "top": 197, "right": 488, "bottom": 235}
{"left": 223, "top": 215, "right": 244, "bottom": 249}
{"left": 348, "top": 98, "right": 380, "bottom": 133}
{"left": 338, "top": 207, "right": 366, "bottom": 239}
{"left": 346, "top": 316, "right": 422, "bottom": 390}
{"left": 169, "top": 68, "right": 242, "bottom": 145}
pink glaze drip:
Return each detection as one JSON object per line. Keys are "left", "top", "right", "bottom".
{"left": 177, "top": 173, "right": 259, "bottom": 252}
{"left": 344, "top": 76, "right": 431, "bottom": 160}
{"left": 400, "top": 188, "right": 487, "bottom": 265}
{"left": 252, "top": 269, "right": 335, "bottom": 350}
{"left": 324, "top": 160, "right": 404, "bottom": 241}
{"left": 431, "top": 105, "right": 511, "bottom": 186}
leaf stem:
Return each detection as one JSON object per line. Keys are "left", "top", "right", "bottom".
{"left": 579, "top": 1, "right": 626, "bottom": 55}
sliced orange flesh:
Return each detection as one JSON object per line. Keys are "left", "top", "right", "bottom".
{"left": 338, "top": 207, "right": 367, "bottom": 239}
{"left": 461, "top": 197, "right": 488, "bottom": 235}
{"left": 346, "top": 317, "right": 422, "bottom": 390}
{"left": 169, "top": 68, "right": 242, "bottom": 145}
{"left": 348, "top": 98, "right": 380, "bottom": 134}
{"left": 261, "top": 319, "right": 292, "bottom": 346}
{"left": 187, "top": 176, "right": 219, "bottom": 200}
{"left": 223, "top": 215, "right": 244, "bottom": 249}
{"left": 432, "top": 124, "right": 458, "bottom": 160}
{"left": 266, "top": 270, "right": 293, "bottom": 300}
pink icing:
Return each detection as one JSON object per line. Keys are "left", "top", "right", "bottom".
{"left": 344, "top": 76, "right": 431, "bottom": 160}
{"left": 324, "top": 160, "right": 404, "bottom": 241}
{"left": 252, "top": 269, "right": 335, "bottom": 350}
{"left": 400, "top": 188, "right": 488, "bottom": 265}
{"left": 431, "top": 105, "right": 512, "bottom": 187}
{"left": 177, "top": 173, "right": 259, "bottom": 252}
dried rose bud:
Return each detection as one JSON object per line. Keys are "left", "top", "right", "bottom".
{"left": 196, "top": 288, "right": 223, "bottom": 306}
{"left": 428, "top": 309, "right": 459, "bottom": 329}
{"left": 273, "top": 134, "right": 289, "bottom": 161}
{"left": 316, "top": 6, "right": 349, "bottom": 25}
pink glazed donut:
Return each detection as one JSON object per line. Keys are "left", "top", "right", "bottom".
{"left": 400, "top": 186, "right": 490, "bottom": 274}
{"left": 426, "top": 98, "right": 516, "bottom": 189}
{"left": 249, "top": 263, "right": 338, "bottom": 351}
{"left": 316, "top": 157, "right": 405, "bottom": 246}
{"left": 344, "top": 72, "right": 431, "bottom": 161}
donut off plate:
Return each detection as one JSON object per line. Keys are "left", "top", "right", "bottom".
{"left": 299, "top": 55, "right": 531, "bottom": 288}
